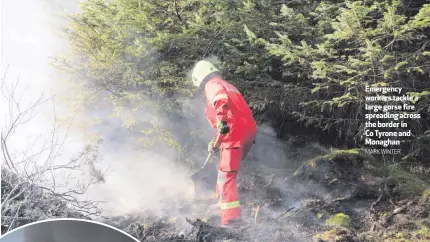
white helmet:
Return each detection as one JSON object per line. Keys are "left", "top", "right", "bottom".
{"left": 191, "top": 60, "right": 220, "bottom": 87}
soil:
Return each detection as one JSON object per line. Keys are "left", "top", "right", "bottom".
{"left": 100, "top": 147, "right": 430, "bottom": 242}
{"left": 3, "top": 146, "right": 429, "bottom": 241}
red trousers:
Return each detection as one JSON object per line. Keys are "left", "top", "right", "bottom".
{"left": 216, "top": 138, "right": 254, "bottom": 225}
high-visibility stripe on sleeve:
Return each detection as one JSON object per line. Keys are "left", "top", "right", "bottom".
{"left": 212, "top": 94, "right": 228, "bottom": 108}
{"left": 221, "top": 200, "right": 240, "bottom": 210}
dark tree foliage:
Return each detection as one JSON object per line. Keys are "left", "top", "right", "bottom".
{"left": 55, "top": 0, "right": 430, "bottom": 164}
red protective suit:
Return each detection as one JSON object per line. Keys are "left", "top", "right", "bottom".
{"left": 204, "top": 76, "right": 257, "bottom": 225}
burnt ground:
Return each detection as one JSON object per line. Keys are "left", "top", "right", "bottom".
{"left": 3, "top": 142, "right": 427, "bottom": 241}
{"left": 101, "top": 144, "right": 430, "bottom": 242}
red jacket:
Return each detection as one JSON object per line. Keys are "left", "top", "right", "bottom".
{"left": 204, "top": 76, "right": 257, "bottom": 148}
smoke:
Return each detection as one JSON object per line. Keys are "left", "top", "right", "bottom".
{"left": 79, "top": 106, "right": 199, "bottom": 217}
{"left": 203, "top": 54, "right": 222, "bottom": 66}
{"left": 0, "top": 0, "right": 177, "bottom": 220}
{"left": 1, "top": 0, "right": 82, "bottom": 172}
{"left": 175, "top": 53, "right": 332, "bottom": 238}
{"left": 2, "top": 3, "right": 334, "bottom": 241}
{"left": 230, "top": 123, "right": 335, "bottom": 241}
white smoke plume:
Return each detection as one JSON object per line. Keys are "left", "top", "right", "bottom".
{"left": 2, "top": 4, "right": 331, "bottom": 240}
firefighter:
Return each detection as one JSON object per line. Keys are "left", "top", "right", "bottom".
{"left": 191, "top": 60, "right": 257, "bottom": 227}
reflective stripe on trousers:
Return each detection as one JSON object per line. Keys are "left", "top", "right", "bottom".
{"left": 216, "top": 169, "right": 241, "bottom": 224}
{"left": 221, "top": 200, "right": 240, "bottom": 210}
{"left": 215, "top": 138, "right": 255, "bottom": 225}
{"left": 217, "top": 172, "right": 241, "bottom": 209}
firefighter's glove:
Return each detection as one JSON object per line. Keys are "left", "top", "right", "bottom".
{"left": 216, "top": 120, "right": 230, "bottom": 135}
{"left": 208, "top": 139, "right": 219, "bottom": 155}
